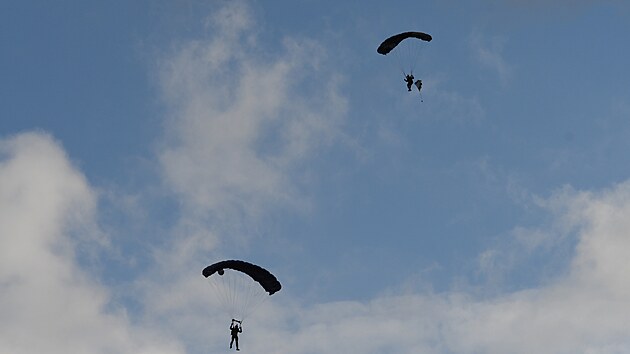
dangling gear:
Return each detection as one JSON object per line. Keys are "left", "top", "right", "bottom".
{"left": 414, "top": 79, "right": 422, "bottom": 92}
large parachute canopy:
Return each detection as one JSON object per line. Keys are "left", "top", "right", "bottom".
{"left": 202, "top": 260, "right": 281, "bottom": 321}
{"left": 377, "top": 31, "right": 432, "bottom": 77}
{"left": 377, "top": 31, "right": 432, "bottom": 55}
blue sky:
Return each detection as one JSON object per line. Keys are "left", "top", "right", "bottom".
{"left": 3, "top": 0, "right": 630, "bottom": 353}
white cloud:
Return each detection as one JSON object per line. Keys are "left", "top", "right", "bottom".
{"left": 0, "top": 132, "right": 184, "bottom": 354}
{"left": 157, "top": 1, "right": 347, "bottom": 227}
{"left": 403, "top": 183, "right": 630, "bottom": 352}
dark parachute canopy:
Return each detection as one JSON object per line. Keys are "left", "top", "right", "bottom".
{"left": 203, "top": 260, "right": 281, "bottom": 321}
{"left": 377, "top": 31, "right": 432, "bottom": 55}
{"left": 202, "top": 259, "right": 282, "bottom": 295}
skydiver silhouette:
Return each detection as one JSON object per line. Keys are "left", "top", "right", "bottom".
{"left": 230, "top": 319, "right": 243, "bottom": 351}
{"left": 404, "top": 74, "right": 414, "bottom": 91}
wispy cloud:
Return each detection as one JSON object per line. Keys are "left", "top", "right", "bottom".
{"left": 157, "top": 1, "right": 347, "bottom": 228}
{"left": 470, "top": 32, "right": 512, "bottom": 86}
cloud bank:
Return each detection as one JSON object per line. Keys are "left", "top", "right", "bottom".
{"left": 249, "top": 182, "right": 630, "bottom": 354}
{"left": 5, "top": 134, "right": 630, "bottom": 353}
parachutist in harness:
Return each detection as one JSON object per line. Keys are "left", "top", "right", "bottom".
{"left": 230, "top": 319, "right": 242, "bottom": 351}
{"left": 202, "top": 260, "right": 281, "bottom": 352}
{"left": 404, "top": 74, "right": 414, "bottom": 91}
{"left": 377, "top": 31, "right": 432, "bottom": 99}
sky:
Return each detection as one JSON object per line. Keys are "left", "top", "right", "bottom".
{"left": 2, "top": 0, "right": 630, "bottom": 353}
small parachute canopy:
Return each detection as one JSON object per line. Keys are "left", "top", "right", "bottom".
{"left": 377, "top": 31, "right": 432, "bottom": 55}
{"left": 203, "top": 259, "right": 282, "bottom": 295}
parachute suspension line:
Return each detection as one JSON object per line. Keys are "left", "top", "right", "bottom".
{"left": 219, "top": 274, "right": 234, "bottom": 317}
{"left": 391, "top": 45, "right": 407, "bottom": 77}
{"left": 237, "top": 275, "right": 269, "bottom": 322}
{"left": 245, "top": 276, "right": 270, "bottom": 321}
{"left": 224, "top": 271, "right": 234, "bottom": 317}
{"left": 230, "top": 270, "right": 243, "bottom": 319}
{"left": 398, "top": 41, "right": 418, "bottom": 75}
{"left": 240, "top": 277, "right": 256, "bottom": 320}
{"left": 207, "top": 270, "right": 271, "bottom": 322}
{"left": 207, "top": 275, "right": 232, "bottom": 317}
{"left": 229, "top": 270, "right": 241, "bottom": 319}
{"left": 388, "top": 36, "right": 425, "bottom": 78}
{"left": 401, "top": 46, "right": 418, "bottom": 76}
{"left": 207, "top": 270, "right": 242, "bottom": 320}
{"left": 405, "top": 39, "right": 413, "bottom": 74}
